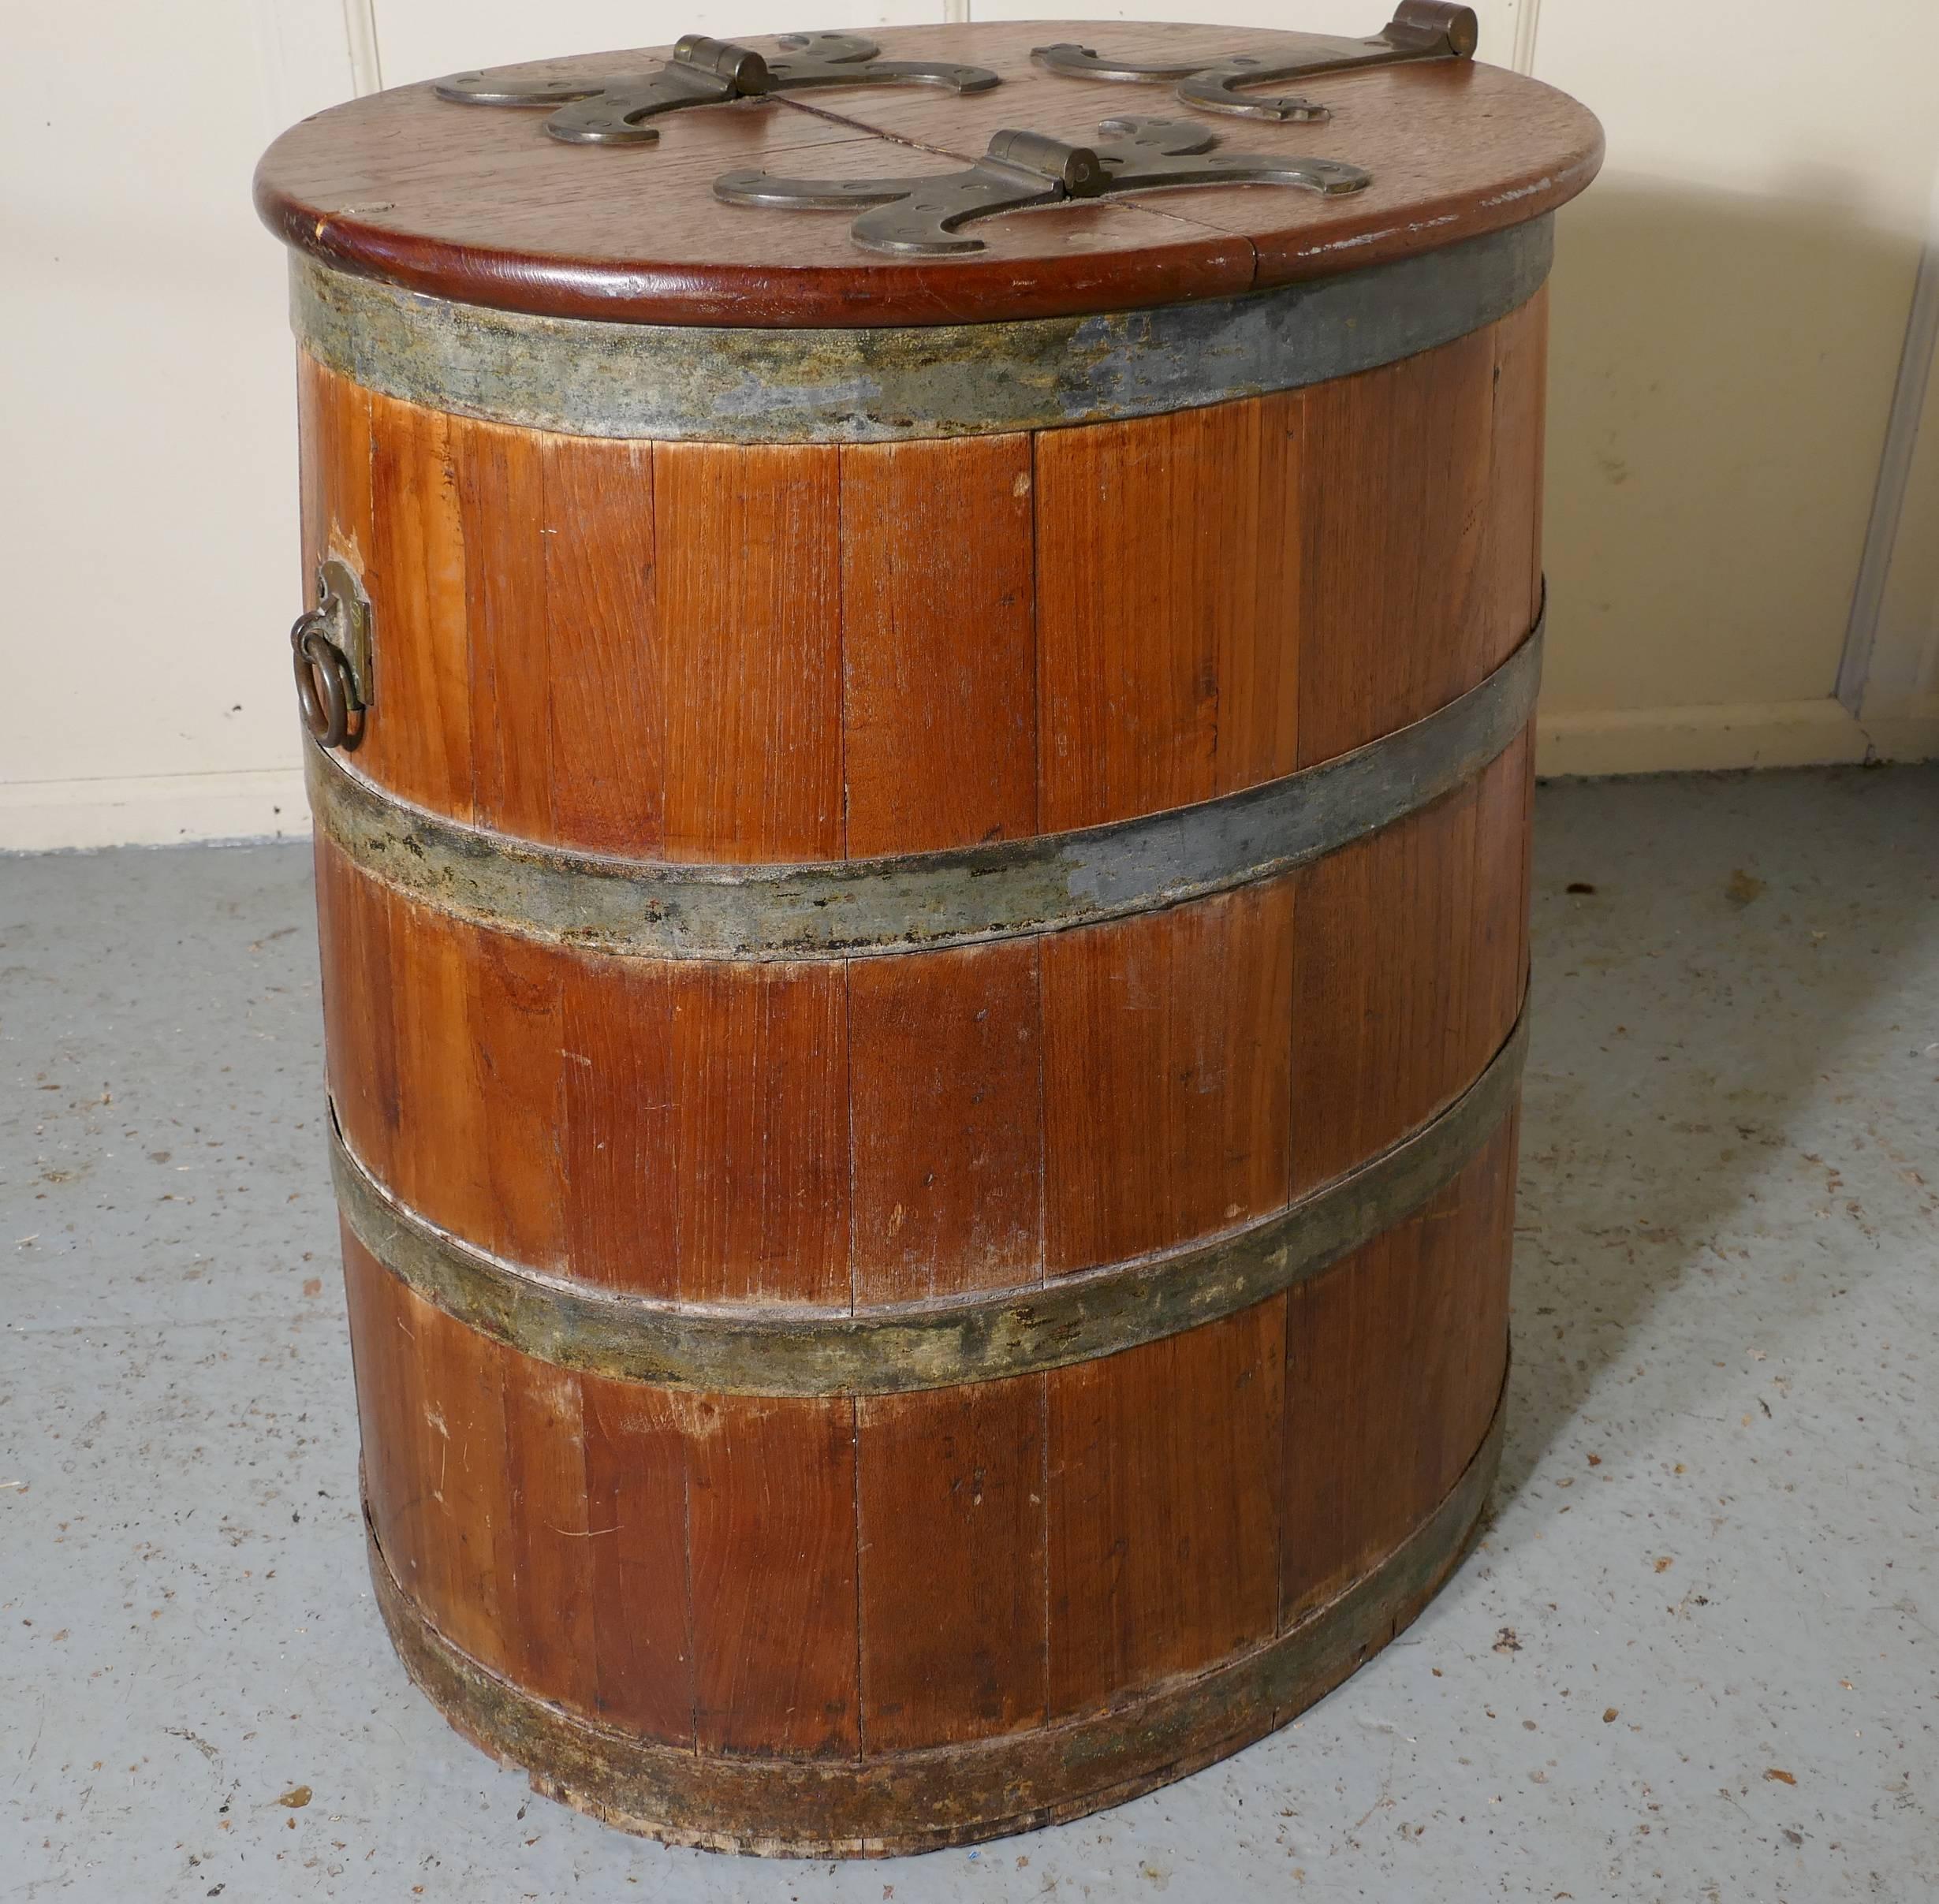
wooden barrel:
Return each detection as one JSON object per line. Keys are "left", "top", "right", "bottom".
{"left": 257, "top": 14, "right": 1600, "bottom": 1857}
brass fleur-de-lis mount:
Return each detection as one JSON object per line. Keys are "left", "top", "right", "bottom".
{"left": 714, "top": 116, "right": 1371, "bottom": 258}
{"left": 1031, "top": 1, "right": 1478, "bottom": 124}
{"left": 434, "top": 31, "right": 1001, "bottom": 146}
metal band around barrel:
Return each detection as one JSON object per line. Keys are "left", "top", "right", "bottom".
{"left": 290, "top": 217, "right": 1550, "bottom": 444}
{"left": 311, "top": 606, "right": 1541, "bottom": 963}
{"left": 365, "top": 1380, "right": 1502, "bottom": 1857}
{"left": 332, "top": 1003, "right": 1524, "bottom": 1397}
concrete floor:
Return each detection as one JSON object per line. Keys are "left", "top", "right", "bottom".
{"left": 2, "top": 766, "right": 1934, "bottom": 1902}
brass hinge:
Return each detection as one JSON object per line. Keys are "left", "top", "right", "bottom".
{"left": 434, "top": 32, "right": 999, "bottom": 146}
{"left": 715, "top": 116, "right": 1370, "bottom": 258}
{"left": 1032, "top": 2, "right": 1479, "bottom": 125}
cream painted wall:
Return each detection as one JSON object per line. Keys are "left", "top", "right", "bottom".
{"left": 1531, "top": 0, "right": 1939, "bottom": 773}
{"left": 371, "top": 0, "right": 946, "bottom": 88}
{"left": 2, "top": 1, "right": 1933, "bottom": 849}
{"left": 0, "top": 0, "right": 356, "bottom": 848}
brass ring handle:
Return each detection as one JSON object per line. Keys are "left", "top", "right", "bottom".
{"left": 288, "top": 560, "right": 373, "bottom": 751}
{"left": 291, "top": 611, "right": 356, "bottom": 749}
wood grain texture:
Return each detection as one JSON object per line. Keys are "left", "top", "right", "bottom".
{"left": 1047, "top": 1301, "right": 1286, "bottom": 1714}
{"left": 688, "top": 1395, "right": 859, "bottom": 1755}
{"left": 1037, "top": 881, "right": 1292, "bottom": 1712}
{"left": 342, "top": 1226, "right": 427, "bottom": 1609}
{"left": 848, "top": 940, "right": 1043, "bottom": 1305}
{"left": 655, "top": 442, "right": 845, "bottom": 863}
{"left": 543, "top": 434, "right": 662, "bottom": 851}
{"left": 560, "top": 956, "right": 677, "bottom": 1297}
{"left": 846, "top": 930, "right": 1048, "bottom": 1748}
{"left": 363, "top": 386, "right": 473, "bottom": 818}
{"left": 1035, "top": 398, "right": 1298, "bottom": 829}
{"left": 254, "top": 57, "right": 1255, "bottom": 328}
{"left": 410, "top": 1265, "right": 515, "bottom": 1675}
{"left": 383, "top": 877, "right": 564, "bottom": 1272}
{"left": 451, "top": 415, "right": 664, "bottom": 848}
{"left": 859, "top": 1378, "right": 1049, "bottom": 1749}
{"left": 579, "top": 1376, "right": 694, "bottom": 1740}
{"left": 1042, "top": 881, "right": 1294, "bottom": 1272}
{"left": 468, "top": 924, "right": 567, "bottom": 1269}
{"left": 256, "top": 22, "right": 1601, "bottom": 326}
{"left": 1290, "top": 779, "right": 1479, "bottom": 1194}
{"left": 1281, "top": 1123, "right": 1515, "bottom": 1625}
{"left": 1475, "top": 724, "right": 1537, "bottom": 1047}
{"left": 1291, "top": 322, "right": 1500, "bottom": 766}
{"left": 339, "top": 396, "right": 852, "bottom": 861}
{"left": 461, "top": 423, "right": 552, "bottom": 836}
{"left": 313, "top": 835, "right": 398, "bottom": 1184}
{"left": 670, "top": 961, "right": 848, "bottom": 1306}
{"left": 296, "top": 351, "right": 372, "bottom": 609}
{"left": 1289, "top": 737, "right": 1530, "bottom": 1194}
{"left": 378, "top": 860, "right": 486, "bottom": 1241}
{"left": 1487, "top": 284, "right": 1550, "bottom": 657}
{"left": 501, "top": 1359, "right": 600, "bottom": 1716}
{"left": 840, "top": 434, "right": 1038, "bottom": 858}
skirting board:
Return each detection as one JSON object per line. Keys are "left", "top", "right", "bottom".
{"left": 1859, "top": 694, "right": 1939, "bottom": 763}
{"left": 1538, "top": 695, "right": 1939, "bottom": 777}
{"left": 6, "top": 700, "right": 1934, "bottom": 848}
{"left": 0, "top": 769, "right": 310, "bottom": 853}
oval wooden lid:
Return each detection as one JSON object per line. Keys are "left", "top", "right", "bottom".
{"left": 255, "top": 17, "right": 1602, "bottom": 330}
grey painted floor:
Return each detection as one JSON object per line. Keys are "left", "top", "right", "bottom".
{"left": 2, "top": 766, "right": 1935, "bottom": 1903}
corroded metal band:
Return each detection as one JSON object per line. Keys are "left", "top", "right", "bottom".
{"left": 365, "top": 1377, "right": 1503, "bottom": 1857}
{"left": 332, "top": 1005, "right": 1524, "bottom": 1396}
{"left": 311, "top": 609, "right": 1542, "bottom": 963}
{"left": 291, "top": 217, "right": 1550, "bottom": 444}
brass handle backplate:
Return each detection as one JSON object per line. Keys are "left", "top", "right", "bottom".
{"left": 290, "top": 557, "right": 373, "bottom": 751}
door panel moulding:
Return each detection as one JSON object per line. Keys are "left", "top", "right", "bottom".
{"left": 1837, "top": 171, "right": 1939, "bottom": 718}
{"left": 344, "top": 0, "right": 383, "bottom": 94}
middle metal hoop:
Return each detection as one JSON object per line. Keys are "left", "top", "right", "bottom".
{"left": 311, "top": 607, "right": 1542, "bottom": 963}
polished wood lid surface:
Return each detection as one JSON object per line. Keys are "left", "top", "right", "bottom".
{"left": 255, "top": 17, "right": 1602, "bottom": 328}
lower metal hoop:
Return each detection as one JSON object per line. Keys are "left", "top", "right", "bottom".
{"left": 363, "top": 1382, "right": 1503, "bottom": 1857}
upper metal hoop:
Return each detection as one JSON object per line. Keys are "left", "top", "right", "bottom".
{"left": 289, "top": 216, "right": 1551, "bottom": 444}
